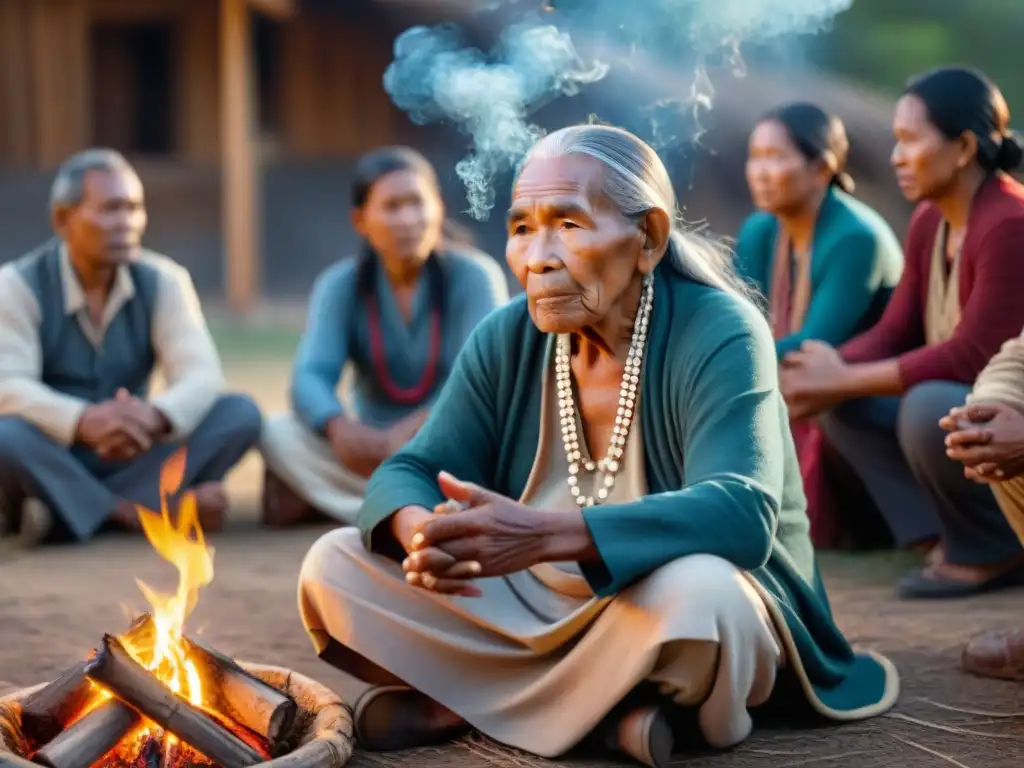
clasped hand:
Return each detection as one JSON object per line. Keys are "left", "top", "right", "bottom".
{"left": 326, "top": 409, "right": 428, "bottom": 479}
{"left": 77, "top": 388, "right": 166, "bottom": 461}
{"left": 940, "top": 401, "right": 1024, "bottom": 483}
{"left": 780, "top": 340, "right": 848, "bottom": 421}
{"left": 401, "top": 471, "right": 550, "bottom": 598}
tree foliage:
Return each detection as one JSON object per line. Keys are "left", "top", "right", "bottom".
{"left": 810, "top": 0, "right": 1024, "bottom": 116}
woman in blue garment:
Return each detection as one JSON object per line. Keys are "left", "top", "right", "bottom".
{"left": 260, "top": 147, "right": 509, "bottom": 527}
{"left": 736, "top": 103, "right": 904, "bottom": 548}
{"left": 296, "top": 126, "right": 899, "bottom": 767}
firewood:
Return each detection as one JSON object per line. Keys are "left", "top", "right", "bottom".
{"left": 261, "top": 738, "right": 348, "bottom": 768}
{"left": 85, "top": 634, "right": 265, "bottom": 768}
{"left": 183, "top": 636, "right": 297, "bottom": 751}
{"left": 32, "top": 700, "right": 139, "bottom": 768}
{"left": 17, "top": 662, "right": 89, "bottom": 746}
{"left": 20, "top": 613, "right": 155, "bottom": 745}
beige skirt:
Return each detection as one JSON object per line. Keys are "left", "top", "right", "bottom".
{"left": 260, "top": 413, "right": 367, "bottom": 525}
{"left": 298, "top": 529, "right": 785, "bottom": 756}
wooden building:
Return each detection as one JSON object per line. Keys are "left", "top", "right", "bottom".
{"left": 0, "top": 0, "right": 907, "bottom": 308}
{"left": 0, "top": 0, "right": 465, "bottom": 309}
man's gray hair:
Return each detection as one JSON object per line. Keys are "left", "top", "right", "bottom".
{"left": 520, "top": 124, "right": 754, "bottom": 303}
{"left": 50, "top": 148, "right": 136, "bottom": 210}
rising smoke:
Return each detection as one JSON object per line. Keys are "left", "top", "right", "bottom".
{"left": 383, "top": 0, "right": 855, "bottom": 219}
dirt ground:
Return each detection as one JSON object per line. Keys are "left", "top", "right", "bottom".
{"left": 2, "top": 361, "right": 1023, "bottom": 768}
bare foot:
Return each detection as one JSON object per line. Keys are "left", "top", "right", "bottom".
{"left": 261, "top": 468, "right": 319, "bottom": 527}
{"left": 192, "top": 483, "right": 228, "bottom": 533}
{"left": 924, "top": 553, "right": 1024, "bottom": 585}
{"left": 910, "top": 535, "right": 938, "bottom": 551}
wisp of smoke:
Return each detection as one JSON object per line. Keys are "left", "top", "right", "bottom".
{"left": 384, "top": 0, "right": 855, "bottom": 219}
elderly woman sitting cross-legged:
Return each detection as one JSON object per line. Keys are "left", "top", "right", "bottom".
{"left": 296, "top": 125, "right": 899, "bottom": 767}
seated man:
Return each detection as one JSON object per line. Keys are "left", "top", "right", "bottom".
{"left": 0, "top": 149, "right": 262, "bottom": 546}
{"left": 942, "top": 327, "right": 1024, "bottom": 681}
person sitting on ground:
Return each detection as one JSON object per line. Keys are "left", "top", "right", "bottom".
{"left": 780, "top": 66, "right": 1024, "bottom": 598}
{"left": 0, "top": 148, "right": 262, "bottom": 547}
{"left": 941, "top": 326, "right": 1024, "bottom": 681}
{"left": 736, "top": 102, "right": 903, "bottom": 548}
{"left": 295, "top": 125, "right": 899, "bottom": 768}
{"left": 260, "top": 147, "right": 509, "bottom": 527}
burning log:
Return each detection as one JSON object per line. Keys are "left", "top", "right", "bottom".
{"left": 184, "top": 636, "right": 297, "bottom": 753}
{"left": 85, "top": 634, "right": 265, "bottom": 768}
{"left": 19, "top": 613, "right": 155, "bottom": 745}
{"left": 17, "top": 663, "right": 89, "bottom": 747}
{"left": 32, "top": 700, "right": 139, "bottom": 768}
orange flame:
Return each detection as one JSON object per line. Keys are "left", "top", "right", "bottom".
{"left": 123, "top": 448, "right": 215, "bottom": 747}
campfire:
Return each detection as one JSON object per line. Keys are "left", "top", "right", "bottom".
{"left": 0, "top": 450, "right": 353, "bottom": 768}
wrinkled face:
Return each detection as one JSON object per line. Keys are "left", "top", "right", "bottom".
{"left": 353, "top": 169, "right": 444, "bottom": 272}
{"left": 54, "top": 168, "right": 147, "bottom": 266}
{"left": 505, "top": 154, "right": 655, "bottom": 334}
{"left": 745, "top": 120, "right": 824, "bottom": 213}
{"left": 891, "top": 94, "right": 971, "bottom": 203}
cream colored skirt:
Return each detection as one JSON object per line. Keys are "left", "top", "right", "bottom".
{"left": 298, "top": 528, "right": 785, "bottom": 757}
{"left": 261, "top": 414, "right": 367, "bottom": 525}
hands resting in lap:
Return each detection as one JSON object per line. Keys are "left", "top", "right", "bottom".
{"left": 941, "top": 401, "right": 1024, "bottom": 484}
{"left": 75, "top": 388, "right": 170, "bottom": 461}
{"left": 779, "top": 341, "right": 848, "bottom": 421}
{"left": 393, "top": 471, "right": 564, "bottom": 598}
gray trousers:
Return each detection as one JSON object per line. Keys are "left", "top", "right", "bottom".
{"left": 0, "top": 394, "right": 262, "bottom": 542}
{"left": 820, "top": 381, "right": 1023, "bottom": 566}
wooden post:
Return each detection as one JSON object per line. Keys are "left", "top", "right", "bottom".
{"left": 220, "top": 0, "right": 259, "bottom": 313}
{"left": 27, "top": 0, "right": 90, "bottom": 168}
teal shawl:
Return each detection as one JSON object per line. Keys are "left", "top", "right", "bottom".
{"left": 735, "top": 187, "right": 904, "bottom": 360}
{"left": 359, "top": 259, "right": 898, "bottom": 720}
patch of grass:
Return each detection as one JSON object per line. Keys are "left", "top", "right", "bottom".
{"left": 210, "top": 321, "right": 301, "bottom": 364}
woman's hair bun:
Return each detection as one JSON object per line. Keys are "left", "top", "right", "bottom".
{"left": 996, "top": 131, "right": 1024, "bottom": 172}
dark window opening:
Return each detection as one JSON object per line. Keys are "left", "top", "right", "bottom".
{"left": 254, "top": 15, "right": 282, "bottom": 140}
{"left": 91, "top": 22, "right": 177, "bottom": 155}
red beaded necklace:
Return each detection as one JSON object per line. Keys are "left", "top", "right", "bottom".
{"left": 365, "top": 280, "right": 442, "bottom": 406}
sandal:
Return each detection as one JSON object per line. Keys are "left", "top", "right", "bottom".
{"left": 603, "top": 705, "right": 674, "bottom": 768}
{"left": 897, "top": 565, "right": 1024, "bottom": 599}
{"left": 353, "top": 685, "right": 469, "bottom": 751}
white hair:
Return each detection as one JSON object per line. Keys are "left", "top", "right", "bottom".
{"left": 520, "top": 124, "right": 755, "bottom": 303}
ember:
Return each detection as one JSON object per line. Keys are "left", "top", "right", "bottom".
{"left": 6, "top": 449, "right": 319, "bottom": 768}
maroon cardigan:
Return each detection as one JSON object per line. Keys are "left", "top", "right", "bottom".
{"left": 841, "top": 173, "right": 1024, "bottom": 387}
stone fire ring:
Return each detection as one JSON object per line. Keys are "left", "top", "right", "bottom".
{"left": 0, "top": 662, "right": 355, "bottom": 767}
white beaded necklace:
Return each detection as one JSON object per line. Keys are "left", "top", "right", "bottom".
{"left": 555, "top": 273, "right": 654, "bottom": 508}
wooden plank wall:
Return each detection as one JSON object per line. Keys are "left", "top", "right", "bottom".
{"left": 0, "top": 0, "right": 34, "bottom": 168}
{"left": 278, "top": 14, "right": 403, "bottom": 157}
{"left": 0, "top": 0, "right": 405, "bottom": 170}
{"left": 0, "top": 0, "right": 89, "bottom": 169}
